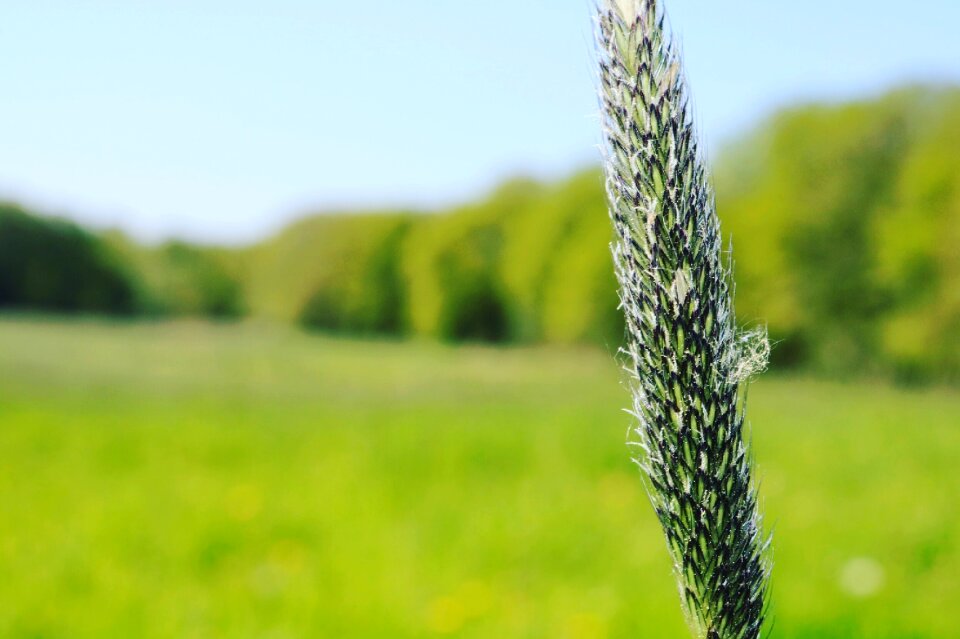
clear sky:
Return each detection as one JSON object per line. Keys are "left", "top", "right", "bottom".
{"left": 1, "top": 0, "right": 958, "bottom": 243}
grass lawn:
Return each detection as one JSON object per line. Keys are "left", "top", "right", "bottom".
{"left": 0, "top": 317, "right": 957, "bottom": 638}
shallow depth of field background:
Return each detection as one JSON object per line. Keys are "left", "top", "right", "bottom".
{"left": 1, "top": 2, "right": 959, "bottom": 638}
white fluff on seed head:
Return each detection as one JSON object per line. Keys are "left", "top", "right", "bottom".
{"left": 614, "top": 0, "right": 639, "bottom": 20}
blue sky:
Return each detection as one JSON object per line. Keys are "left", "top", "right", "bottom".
{"left": 1, "top": 0, "right": 958, "bottom": 243}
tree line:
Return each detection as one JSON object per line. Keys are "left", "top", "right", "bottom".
{"left": 2, "top": 86, "right": 957, "bottom": 382}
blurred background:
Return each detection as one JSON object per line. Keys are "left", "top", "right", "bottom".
{"left": 1, "top": 1, "right": 958, "bottom": 637}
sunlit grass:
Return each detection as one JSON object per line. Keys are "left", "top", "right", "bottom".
{"left": 0, "top": 318, "right": 957, "bottom": 638}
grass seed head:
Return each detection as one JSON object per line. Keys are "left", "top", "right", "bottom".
{"left": 596, "top": 1, "right": 772, "bottom": 637}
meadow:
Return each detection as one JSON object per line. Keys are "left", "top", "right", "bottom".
{"left": 0, "top": 317, "right": 957, "bottom": 638}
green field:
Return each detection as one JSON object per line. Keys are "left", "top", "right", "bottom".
{"left": 0, "top": 318, "right": 957, "bottom": 638}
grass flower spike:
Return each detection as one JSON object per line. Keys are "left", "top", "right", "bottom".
{"left": 596, "top": 1, "right": 772, "bottom": 637}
